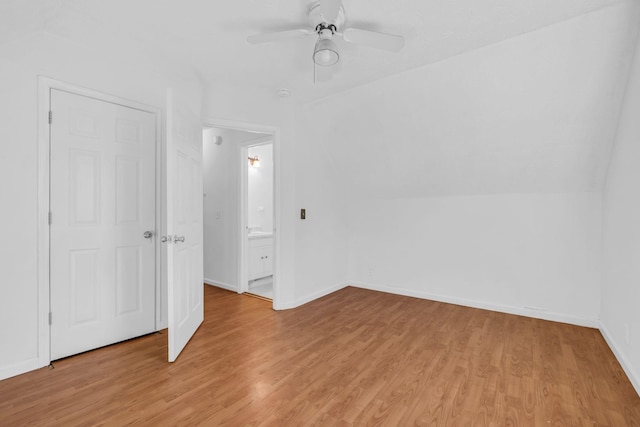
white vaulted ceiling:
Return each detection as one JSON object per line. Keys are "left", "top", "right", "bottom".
{"left": 305, "top": 2, "right": 640, "bottom": 197}
{"left": 1, "top": 0, "right": 639, "bottom": 196}
{"left": 0, "top": 0, "right": 635, "bottom": 102}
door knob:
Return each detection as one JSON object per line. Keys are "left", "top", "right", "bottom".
{"left": 174, "top": 235, "right": 185, "bottom": 243}
{"left": 143, "top": 231, "right": 154, "bottom": 239}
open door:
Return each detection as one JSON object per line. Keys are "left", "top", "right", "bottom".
{"left": 165, "top": 88, "right": 204, "bottom": 362}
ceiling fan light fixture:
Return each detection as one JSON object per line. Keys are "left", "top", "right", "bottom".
{"left": 313, "top": 38, "right": 339, "bottom": 66}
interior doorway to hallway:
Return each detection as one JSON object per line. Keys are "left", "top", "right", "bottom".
{"left": 201, "top": 123, "right": 278, "bottom": 307}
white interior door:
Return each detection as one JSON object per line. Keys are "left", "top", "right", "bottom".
{"left": 166, "top": 89, "right": 204, "bottom": 362}
{"left": 50, "top": 89, "right": 157, "bottom": 360}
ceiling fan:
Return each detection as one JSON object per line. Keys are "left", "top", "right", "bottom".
{"left": 247, "top": 0, "right": 405, "bottom": 82}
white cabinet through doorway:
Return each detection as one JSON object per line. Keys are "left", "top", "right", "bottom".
{"left": 248, "top": 235, "right": 273, "bottom": 281}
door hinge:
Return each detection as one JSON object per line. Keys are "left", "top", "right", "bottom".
{"left": 48, "top": 212, "right": 52, "bottom": 225}
{"left": 48, "top": 110, "right": 53, "bottom": 124}
{"left": 48, "top": 312, "right": 52, "bottom": 325}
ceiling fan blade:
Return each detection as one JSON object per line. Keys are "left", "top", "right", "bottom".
{"left": 320, "top": 0, "right": 342, "bottom": 23}
{"left": 342, "top": 28, "right": 405, "bottom": 52}
{"left": 247, "top": 29, "right": 314, "bottom": 44}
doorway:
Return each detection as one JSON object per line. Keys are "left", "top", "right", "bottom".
{"left": 246, "top": 142, "right": 274, "bottom": 300}
{"left": 201, "top": 122, "right": 278, "bottom": 307}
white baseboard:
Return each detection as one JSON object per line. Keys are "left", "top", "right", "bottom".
{"left": 0, "top": 357, "right": 44, "bottom": 381}
{"left": 276, "top": 282, "right": 349, "bottom": 310}
{"left": 204, "top": 278, "right": 238, "bottom": 293}
{"left": 348, "top": 281, "right": 600, "bottom": 328}
{"left": 599, "top": 322, "right": 640, "bottom": 397}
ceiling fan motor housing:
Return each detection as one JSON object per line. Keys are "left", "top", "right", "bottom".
{"left": 316, "top": 23, "right": 337, "bottom": 39}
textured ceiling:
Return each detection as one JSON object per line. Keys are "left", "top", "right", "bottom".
{"left": 0, "top": 0, "right": 632, "bottom": 102}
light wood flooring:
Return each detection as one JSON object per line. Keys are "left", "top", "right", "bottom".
{"left": 1, "top": 286, "right": 639, "bottom": 426}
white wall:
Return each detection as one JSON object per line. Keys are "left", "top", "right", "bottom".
{"left": 0, "top": 31, "right": 203, "bottom": 380}
{"left": 601, "top": 23, "right": 640, "bottom": 394}
{"left": 248, "top": 144, "right": 273, "bottom": 232}
{"left": 0, "top": 58, "right": 42, "bottom": 380}
{"left": 292, "top": 107, "right": 350, "bottom": 304}
{"left": 202, "top": 129, "right": 239, "bottom": 291}
{"left": 348, "top": 192, "right": 602, "bottom": 325}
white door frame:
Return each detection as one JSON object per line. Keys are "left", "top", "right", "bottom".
{"left": 37, "top": 77, "right": 163, "bottom": 367}
{"left": 202, "top": 118, "right": 280, "bottom": 309}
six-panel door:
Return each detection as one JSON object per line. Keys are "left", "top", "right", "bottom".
{"left": 49, "top": 89, "right": 156, "bottom": 360}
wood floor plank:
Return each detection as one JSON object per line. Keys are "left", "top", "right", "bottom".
{"left": 1, "top": 285, "right": 639, "bottom": 426}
